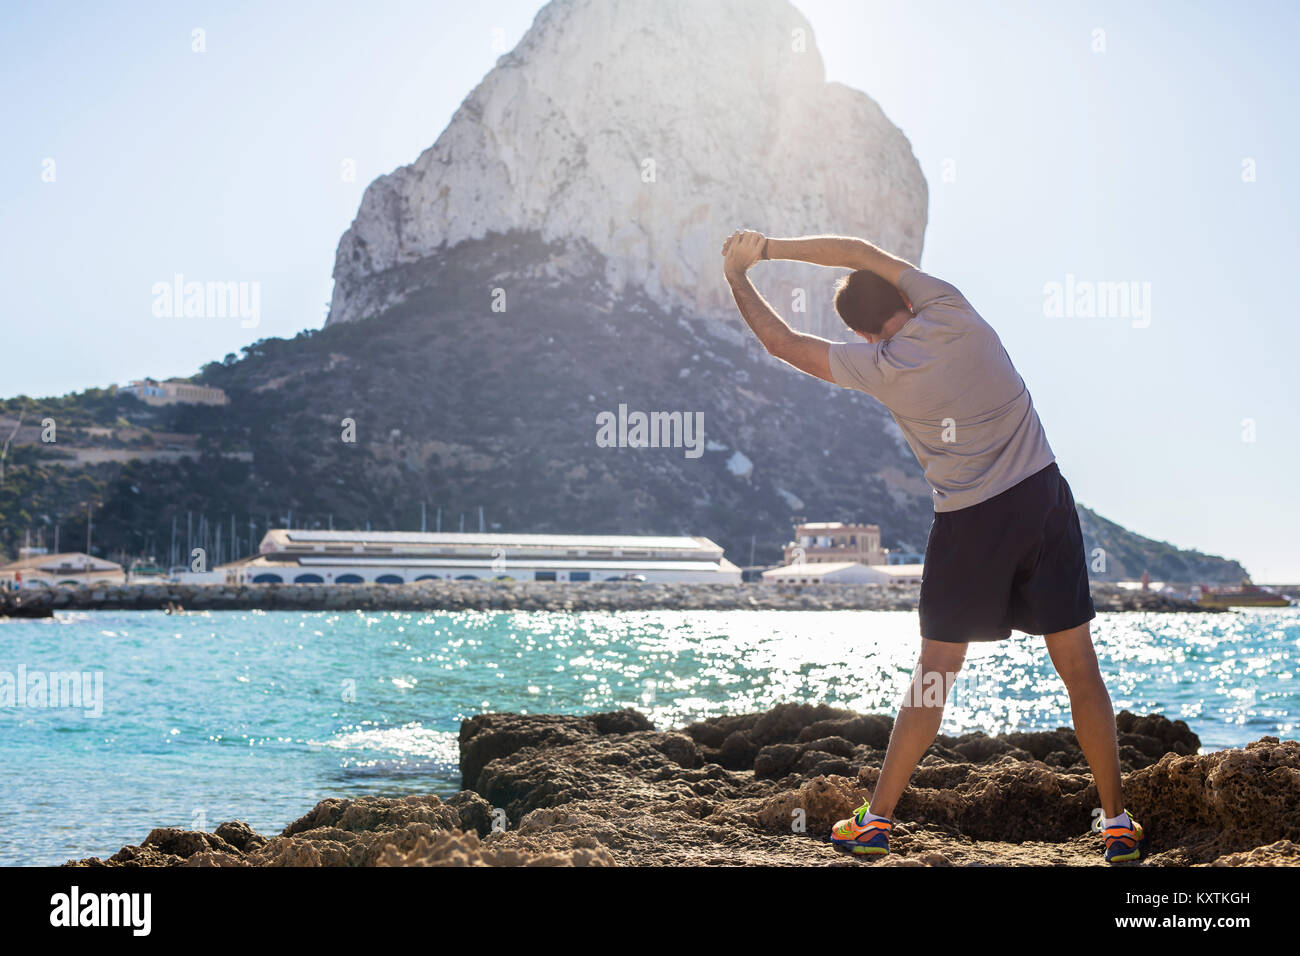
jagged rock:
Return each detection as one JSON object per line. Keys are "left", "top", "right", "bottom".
{"left": 1116, "top": 710, "right": 1201, "bottom": 756}
{"left": 280, "top": 793, "right": 478, "bottom": 837}
{"left": 459, "top": 709, "right": 654, "bottom": 790}
{"left": 182, "top": 851, "right": 250, "bottom": 868}
{"left": 1121, "top": 737, "right": 1300, "bottom": 863}
{"left": 1208, "top": 840, "right": 1300, "bottom": 867}
{"left": 376, "top": 828, "right": 616, "bottom": 867}
{"left": 69, "top": 793, "right": 500, "bottom": 868}
{"left": 685, "top": 702, "right": 857, "bottom": 753}
{"left": 797, "top": 714, "right": 893, "bottom": 749}
{"left": 718, "top": 730, "right": 760, "bottom": 770}
{"left": 141, "top": 827, "right": 239, "bottom": 860}
{"left": 214, "top": 820, "right": 266, "bottom": 853}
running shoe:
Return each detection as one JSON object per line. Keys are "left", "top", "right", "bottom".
{"left": 1102, "top": 813, "right": 1146, "bottom": 864}
{"left": 830, "top": 801, "right": 891, "bottom": 856}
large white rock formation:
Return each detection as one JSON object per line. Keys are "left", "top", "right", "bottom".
{"left": 327, "top": 0, "right": 928, "bottom": 336}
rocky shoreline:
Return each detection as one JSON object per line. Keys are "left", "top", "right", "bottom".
{"left": 69, "top": 705, "right": 1298, "bottom": 867}
{"left": 1, "top": 580, "right": 1220, "bottom": 617}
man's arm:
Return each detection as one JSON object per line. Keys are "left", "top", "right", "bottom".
{"left": 722, "top": 231, "right": 835, "bottom": 383}
{"left": 764, "top": 235, "right": 915, "bottom": 289}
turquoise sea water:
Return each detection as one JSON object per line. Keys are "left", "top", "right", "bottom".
{"left": 1, "top": 607, "right": 1297, "bottom": 866}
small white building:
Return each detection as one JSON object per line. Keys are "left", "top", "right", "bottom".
{"left": 763, "top": 561, "right": 924, "bottom": 586}
{"left": 0, "top": 551, "right": 126, "bottom": 589}
{"left": 763, "top": 561, "right": 877, "bottom": 585}
{"left": 862, "top": 563, "right": 925, "bottom": 586}
{"left": 168, "top": 568, "right": 228, "bottom": 585}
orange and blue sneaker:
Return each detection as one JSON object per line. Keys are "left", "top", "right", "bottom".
{"left": 830, "top": 801, "right": 891, "bottom": 856}
{"left": 1102, "top": 812, "right": 1147, "bottom": 864}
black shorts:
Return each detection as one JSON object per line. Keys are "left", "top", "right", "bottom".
{"left": 918, "top": 461, "right": 1095, "bottom": 643}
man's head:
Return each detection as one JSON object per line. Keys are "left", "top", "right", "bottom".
{"left": 833, "top": 270, "right": 912, "bottom": 343}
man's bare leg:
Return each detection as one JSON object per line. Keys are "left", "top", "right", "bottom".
{"left": 1045, "top": 621, "right": 1125, "bottom": 816}
{"left": 868, "top": 638, "right": 967, "bottom": 818}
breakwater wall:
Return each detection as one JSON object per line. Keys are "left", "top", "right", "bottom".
{"left": 0, "top": 580, "right": 1216, "bottom": 617}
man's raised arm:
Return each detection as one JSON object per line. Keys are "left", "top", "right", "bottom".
{"left": 764, "top": 234, "right": 915, "bottom": 288}
{"left": 721, "top": 230, "right": 835, "bottom": 383}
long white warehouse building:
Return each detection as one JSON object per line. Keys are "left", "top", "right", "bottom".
{"left": 220, "top": 529, "right": 741, "bottom": 585}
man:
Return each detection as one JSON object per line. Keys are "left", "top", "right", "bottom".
{"left": 720, "top": 229, "right": 1145, "bottom": 864}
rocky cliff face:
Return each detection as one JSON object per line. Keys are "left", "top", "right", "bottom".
{"left": 327, "top": 0, "right": 927, "bottom": 337}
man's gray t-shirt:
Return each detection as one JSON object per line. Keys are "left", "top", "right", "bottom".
{"left": 828, "top": 268, "right": 1055, "bottom": 512}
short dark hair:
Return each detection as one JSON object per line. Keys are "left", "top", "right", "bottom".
{"left": 833, "top": 270, "right": 909, "bottom": 335}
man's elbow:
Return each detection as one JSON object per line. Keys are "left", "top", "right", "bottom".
{"left": 762, "top": 340, "right": 790, "bottom": 364}
{"left": 843, "top": 238, "right": 875, "bottom": 271}
{"left": 761, "top": 331, "right": 798, "bottom": 360}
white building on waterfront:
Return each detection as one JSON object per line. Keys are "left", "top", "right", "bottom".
{"left": 0, "top": 550, "right": 125, "bottom": 589}
{"left": 218, "top": 529, "right": 741, "bottom": 585}
{"left": 762, "top": 561, "right": 924, "bottom": 586}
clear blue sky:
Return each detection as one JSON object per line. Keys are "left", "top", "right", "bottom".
{"left": 2, "top": 1, "right": 1298, "bottom": 579}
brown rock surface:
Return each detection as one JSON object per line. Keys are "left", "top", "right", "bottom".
{"left": 68, "top": 706, "right": 1299, "bottom": 867}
